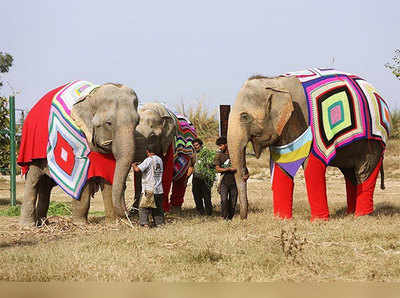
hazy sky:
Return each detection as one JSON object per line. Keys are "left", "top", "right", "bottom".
{"left": 2, "top": 0, "right": 399, "bottom": 112}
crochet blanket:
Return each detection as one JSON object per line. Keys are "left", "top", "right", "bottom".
{"left": 18, "top": 81, "right": 116, "bottom": 199}
{"left": 270, "top": 68, "right": 391, "bottom": 178}
{"left": 165, "top": 110, "right": 197, "bottom": 180}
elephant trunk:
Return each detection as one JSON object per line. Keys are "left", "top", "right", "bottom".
{"left": 112, "top": 126, "right": 135, "bottom": 218}
{"left": 227, "top": 120, "right": 249, "bottom": 219}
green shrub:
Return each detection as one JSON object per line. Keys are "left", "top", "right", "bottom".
{"left": 0, "top": 205, "right": 20, "bottom": 216}
{"left": 47, "top": 202, "right": 72, "bottom": 216}
{"left": 0, "top": 202, "right": 72, "bottom": 217}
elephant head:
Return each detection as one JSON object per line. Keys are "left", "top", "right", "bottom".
{"left": 71, "top": 83, "right": 139, "bottom": 217}
{"left": 135, "top": 103, "right": 176, "bottom": 159}
{"left": 227, "top": 76, "right": 308, "bottom": 219}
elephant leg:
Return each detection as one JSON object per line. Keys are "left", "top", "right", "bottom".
{"left": 36, "top": 175, "right": 56, "bottom": 225}
{"left": 71, "top": 182, "right": 91, "bottom": 224}
{"left": 339, "top": 168, "right": 357, "bottom": 214}
{"left": 19, "top": 164, "right": 42, "bottom": 226}
{"left": 354, "top": 157, "right": 383, "bottom": 216}
{"left": 170, "top": 173, "right": 188, "bottom": 208}
{"left": 101, "top": 181, "right": 116, "bottom": 222}
{"left": 271, "top": 164, "right": 294, "bottom": 219}
{"left": 304, "top": 153, "right": 329, "bottom": 221}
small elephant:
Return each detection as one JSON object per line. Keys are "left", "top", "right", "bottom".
{"left": 17, "top": 81, "right": 139, "bottom": 225}
{"left": 228, "top": 68, "right": 391, "bottom": 220}
{"left": 132, "top": 103, "right": 197, "bottom": 212}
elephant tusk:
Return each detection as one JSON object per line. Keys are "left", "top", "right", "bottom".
{"left": 102, "top": 140, "right": 112, "bottom": 146}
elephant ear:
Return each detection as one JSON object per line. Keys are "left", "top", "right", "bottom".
{"left": 265, "top": 82, "right": 294, "bottom": 136}
{"left": 161, "top": 115, "right": 176, "bottom": 155}
{"left": 71, "top": 96, "right": 95, "bottom": 146}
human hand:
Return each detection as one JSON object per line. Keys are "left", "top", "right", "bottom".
{"left": 243, "top": 173, "right": 249, "bottom": 182}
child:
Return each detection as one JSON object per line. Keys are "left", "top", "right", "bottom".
{"left": 132, "top": 143, "right": 164, "bottom": 227}
{"left": 213, "top": 136, "right": 238, "bottom": 220}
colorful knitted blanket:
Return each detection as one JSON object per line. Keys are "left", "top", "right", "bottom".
{"left": 18, "top": 81, "right": 116, "bottom": 200}
{"left": 270, "top": 68, "right": 391, "bottom": 178}
{"left": 166, "top": 110, "right": 197, "bottom": 180}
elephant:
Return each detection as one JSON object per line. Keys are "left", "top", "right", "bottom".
{"left": 227, "top": 68, "right": 391, "bottom": 220}
{"left": 131, "top": 102, "right": 197, "bottom": 213}
{"left": 17, "top": 81, "right": 139, "bottom": 225}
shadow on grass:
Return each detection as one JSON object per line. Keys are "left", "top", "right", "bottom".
{"left": 331, "top": 203, "right": 400, "bottom": 219}
{"left": 0, "top": 239, "right": 38, "bottom": 249}
{"left": 373, "top": 203, "right": 400, "bottom": 217}
{"left": 0, "top": 198, "right": 22, "bottom": 206}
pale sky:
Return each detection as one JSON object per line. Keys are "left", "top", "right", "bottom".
{"left": 2, "top": 0, "right": 399, "bottom": 112}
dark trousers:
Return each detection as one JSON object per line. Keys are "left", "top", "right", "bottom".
{"left": 192, "top": 177, "right": 212, "bottom": 215}
{"left": 220, "top": 182, "right": 238, "bottom": 220}
{"left": 139, "top": 194, "right": 164, "bottom": 226}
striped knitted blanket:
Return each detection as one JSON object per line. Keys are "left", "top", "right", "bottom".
{"left": 164, "top": 109, "right": 197, "bottom": 180}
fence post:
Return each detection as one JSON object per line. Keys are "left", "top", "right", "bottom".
{"left": 9, "top": 95, "right": 16, "bottom": 206}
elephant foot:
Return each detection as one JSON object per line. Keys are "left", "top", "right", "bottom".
{"left": 72, "top": 217, "right": 88, "bottom": 225}
{"left": 19, "top": 216, "right": 37, "bottom": 227}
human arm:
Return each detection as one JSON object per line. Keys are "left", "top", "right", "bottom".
{"left": 132, "top": 162, "right": 141, "bottom": 173}
{"left": 213, "top": 152, "right": 236, "bottom": 174}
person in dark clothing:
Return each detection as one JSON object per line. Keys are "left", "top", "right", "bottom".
{"left": 213, "top": 136, "right": 238, "bottom": 220}
{"left": 191, "top": 138, "right": 216, "bottom": 215}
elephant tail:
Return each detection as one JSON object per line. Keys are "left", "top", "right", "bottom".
{"left": 380, "top": 160, "right": 385, "bottom": 190}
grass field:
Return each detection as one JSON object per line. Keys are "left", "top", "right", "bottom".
{"left": 0, "top": 139, "right": 400, "bottom": 282}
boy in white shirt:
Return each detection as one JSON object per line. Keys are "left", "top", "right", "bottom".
{"left": 132, "top": 143, "right": 164, "bottom": 227}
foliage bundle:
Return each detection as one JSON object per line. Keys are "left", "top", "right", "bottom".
{"left": 193, "top": 146, "right": 216, "bottom": 187}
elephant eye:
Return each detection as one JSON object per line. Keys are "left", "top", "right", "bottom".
{"left": 240, "top": 113, "right": 251, "bottom": 123}
{"left": 105, "top": 121, "right": 112, "bottom": 126}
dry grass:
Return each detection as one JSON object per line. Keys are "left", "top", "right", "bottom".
{"left": 176, "top": 101, "right": 219, "bottom": 140}
{"left": 1, "top": 141, "right": 400, "bottom": 282}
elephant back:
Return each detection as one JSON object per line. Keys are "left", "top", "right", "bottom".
{"left": 284, "top": 68, "right": 391, "bottom": 165}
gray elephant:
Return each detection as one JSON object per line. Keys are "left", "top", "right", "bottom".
{"left": 131, "top": 103, "right": 197, "bottom": 213}
{"left": 227, "top": 68, "right": 391, "bottom": 220}
{"left": 17, "top": 81, "right": 139, "bottom": 225}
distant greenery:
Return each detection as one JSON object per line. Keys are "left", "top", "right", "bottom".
{"left": 385, "top": 49, "right": 400, "bottom": 80}
{"left": 177, "top": 102, "right": 219, "bottom": 140}
{"left": 0, "top": 52, "right": 14, "bottom": 174}
{"left": 390, "top": 110, "right": 400, "bottom": 139}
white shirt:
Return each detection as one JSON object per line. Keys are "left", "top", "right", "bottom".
{"left": 138, "top": 155, "right": 164, "bottom": 194}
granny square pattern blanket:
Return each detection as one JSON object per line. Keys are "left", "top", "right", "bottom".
{"left": 47, "top": 81, "right": 98, "bottom": 199}
{"left": 18, "top": 81, "right": 117, "bottom": 200}
{"left": 285, "top": 68, "right": 391, "bottom": 165}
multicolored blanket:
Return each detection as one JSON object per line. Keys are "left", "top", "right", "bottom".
{"left": 165, "top": 109, "right": 197, "bottom": 180}
{"left": 18, "top": 81, "right": 116, "bottom": 200}
{"left": 271, "top": 68, "right": 391, "bottom": 178}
